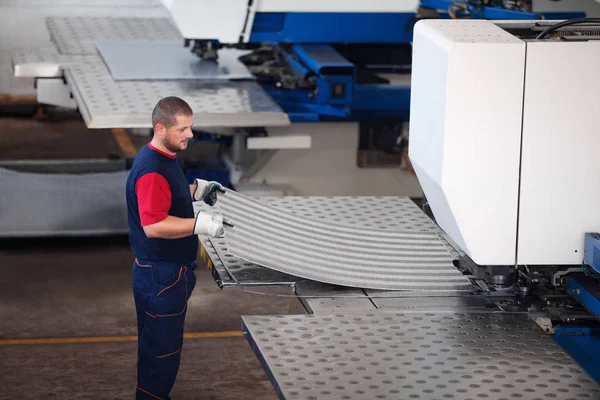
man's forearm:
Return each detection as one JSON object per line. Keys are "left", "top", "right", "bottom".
{"left": 143, "top": 216, "right": 195, "bottom": 239}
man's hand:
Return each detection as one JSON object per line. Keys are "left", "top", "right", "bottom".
{"left": 193, "top": 179, "right": 225, "bottom": 206}
{"left": 193, "top": 212, "right": 224, "bottom": 237}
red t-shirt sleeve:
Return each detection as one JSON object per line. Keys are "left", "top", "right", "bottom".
{"left": 135, "top": 172, "right": 171, "bottom": 226}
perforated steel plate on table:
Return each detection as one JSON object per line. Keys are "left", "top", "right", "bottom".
{"left": 218, "top": 191, "right": 473, "bottom": 291}
{"left": 46, "top": 17, "right": 181, "bottom": 55}
{"left": 96, "top": 40, "right": 254, "bottom": 81}
{"left": 243, "top": 312, "right": 600, "bottom": 400}
{"left": 64, "top": 56, "right": 289, "bottom": 128}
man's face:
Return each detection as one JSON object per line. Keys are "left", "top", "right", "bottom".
{"left": 158, "top": 113, "right": 194, "bottom": 153}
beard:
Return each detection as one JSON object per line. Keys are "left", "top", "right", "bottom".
{"left": 162, "top": 136, "right": 187, "bottom": 153}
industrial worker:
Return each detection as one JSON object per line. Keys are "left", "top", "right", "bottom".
{"left": 125, "top": 96, "right": 225, "bottom": 400}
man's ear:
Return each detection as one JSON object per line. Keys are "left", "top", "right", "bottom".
{"left": 154, "top": 123, "right": 166, "bottom": 137}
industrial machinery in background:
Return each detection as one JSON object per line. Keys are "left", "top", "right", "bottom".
{"left": 159, "top": 0, "right": 589, "bottom": 175}
{"left": 7, "top": 1, "right": 600, "bottom": 396}
{"left": 203, "top": 17, "right": 600, "bottom": 396}
{"left": 409, "top": 16, "right": 600, "bottom": 383}
{"left": 8, "top": 0, "right": 592, "bottom": 238}
{"left": 165, "top": 0, "right": 586, "bottom": 148}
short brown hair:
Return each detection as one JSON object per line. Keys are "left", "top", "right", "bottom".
{"left": 151, "top": 96, "right": 193, "bottom": 129}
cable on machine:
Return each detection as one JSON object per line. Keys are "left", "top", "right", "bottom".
{"left": 535, "top": 17, "right": 600, "bottom": 40}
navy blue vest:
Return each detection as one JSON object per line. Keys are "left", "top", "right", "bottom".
{"left": 126, "top": 145, "right": 198, "bottom": 264}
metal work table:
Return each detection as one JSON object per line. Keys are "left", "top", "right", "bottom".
{"left": 242, "top": 312, "right": 600, "bottom": 400}
{"left": 12, "top": 16, "right": 290, "bottom": 129}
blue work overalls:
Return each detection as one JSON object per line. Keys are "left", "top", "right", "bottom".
{"left": 132, "top": 258, "right": 197, "bottom": 400}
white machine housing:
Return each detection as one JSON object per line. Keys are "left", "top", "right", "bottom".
{"left": 161, "top": 0, "right": 419, "bottom": 42}
{"left": 409, "top": 19, "right": 600, "bottom": 266}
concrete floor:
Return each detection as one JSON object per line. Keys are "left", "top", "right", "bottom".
{"left": 0, "top": 235, "right": 293, "bottom": 399}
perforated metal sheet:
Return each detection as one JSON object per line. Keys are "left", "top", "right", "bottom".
{"left": 197, "top": 196, "right": 441, "bottom": 233}
{"left": 243, "top": 312, "right": 600, "bottom": 400}
{"left": 64, "top": 56, "right": 289, "bottom": 128}
{"left": 96, "top": 40, "right": 254, "bottom": 81}
{"left": 260, "top": 196, "right": 441, "bottom": 232}
{"left": 12, "top": 47, "right": 89, "bottom": 78}
{"left": 46, "top": 17, "right": 181, "bottom": 55}
{"left": 260, "top": 196, "right": 460, "bottom": 259}
{"left": 218, "top": 191, "right": 473, "bottom": 291}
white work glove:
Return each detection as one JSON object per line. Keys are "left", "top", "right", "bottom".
{"left": 193, "top": 212, "right": 224, "bottom": 237}
{"left": 193, "top": 179, "right": 225, "bottom": 206}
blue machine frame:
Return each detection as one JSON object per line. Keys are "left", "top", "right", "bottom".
{"left": 554, "top": 274, "right": 600, "bottom": 384}
{"left": 231, "top": 2, "right": 587, "bottom": 122}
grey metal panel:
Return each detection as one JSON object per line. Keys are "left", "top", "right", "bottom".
{"left": 260, "top": 196, "right": 442, "bottom": 233}
{"left": 242, "top": 312, "right": 600, "bottom": 400}
{"left": 12, "top": 47, "right": 89, "bottom": 78}
{"left": 46, "top": 17, "right": 181, "bottom": 55}
{"left": 218, "top": 191, "right": 474, "bottom": 291}
{"left": 201, "top": 195, "right": 442, "bottom": 234}
{"left": 63, "top": 56, "right": 289, "bottom": 128}
{"left": 0, "top": 167, "right": 128, "bottom": 237}
{"left": 96, "top": 40, "right": 254, "bottom": 81}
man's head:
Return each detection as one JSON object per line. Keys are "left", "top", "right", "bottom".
{"left": 151, "top": 96, "right": 194, "bottom": 153}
